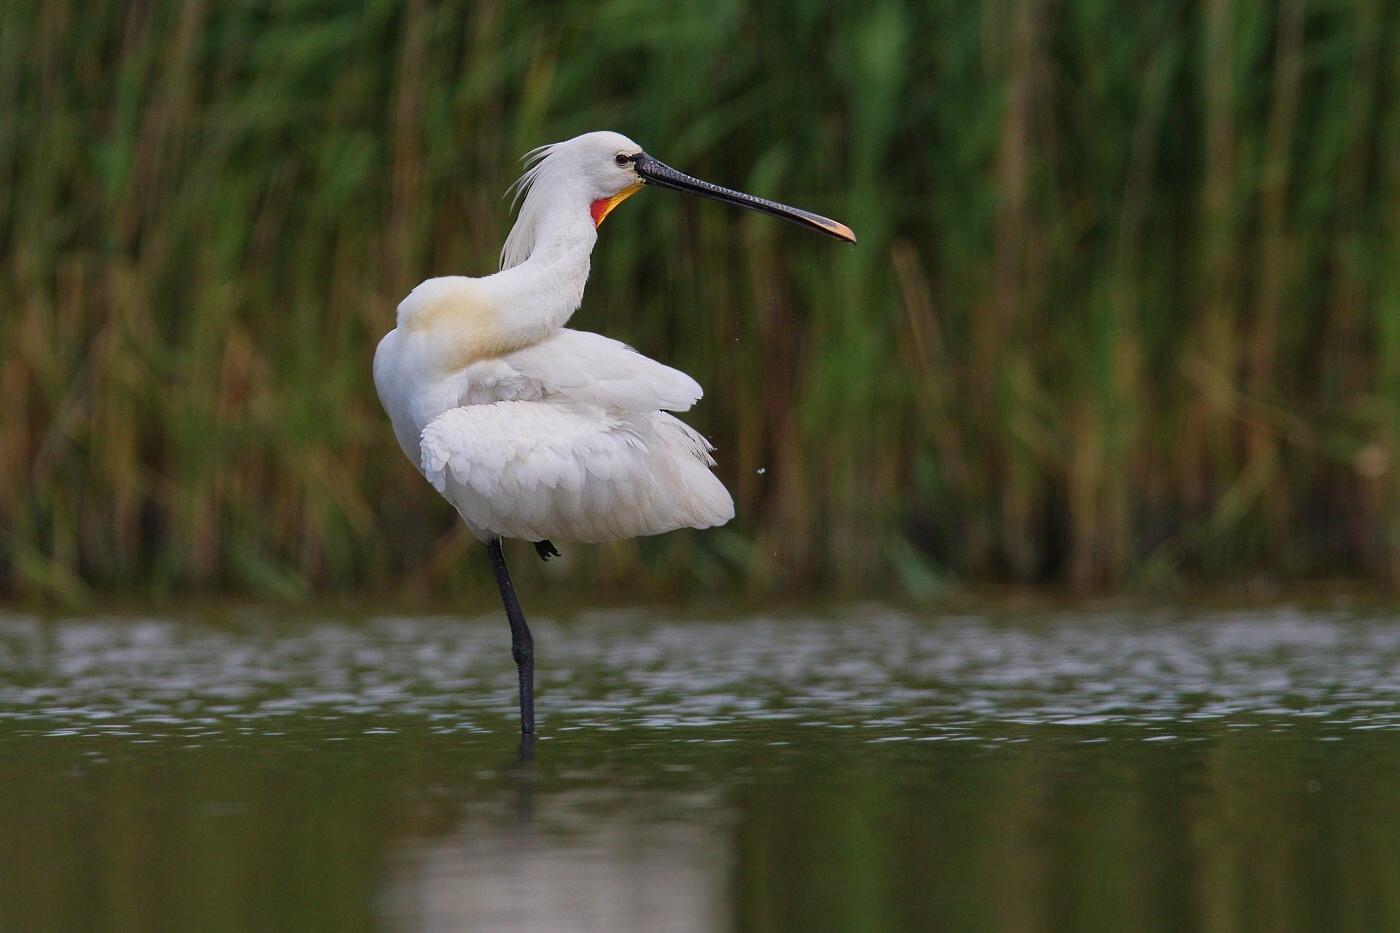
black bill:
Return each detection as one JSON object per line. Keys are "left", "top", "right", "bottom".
{"left": 632, "top": 152, "right": 856, "bottom": 243}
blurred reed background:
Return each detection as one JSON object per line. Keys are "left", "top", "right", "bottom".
{"left": 1, "top": 0, "right": 1399, "bottom": 602}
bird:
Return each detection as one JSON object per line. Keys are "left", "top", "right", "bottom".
{"left": 373, "top": 131, "right": 854, "bottom": 751}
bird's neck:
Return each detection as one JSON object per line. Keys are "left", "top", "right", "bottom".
{"left": 487, "top": 210, "right": 597, "bottom": 345}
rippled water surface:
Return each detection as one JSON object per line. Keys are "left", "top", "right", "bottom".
{"left": 3, "top": 603, "right": 1400, "bottom": 932}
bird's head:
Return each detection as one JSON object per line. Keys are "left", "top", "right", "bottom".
{"left": 566, "top": 131, "right": 649, "bottom": 227}
{"left": 501, "top": 131, "right": 854, "bottom": 269}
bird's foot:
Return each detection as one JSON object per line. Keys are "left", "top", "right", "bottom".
{"left": 534, "top": 540, "right": 561, "bottom": 561}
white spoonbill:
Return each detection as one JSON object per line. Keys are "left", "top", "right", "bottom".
{"left": 373, "top": 131, "right": 854, "bottom": 745}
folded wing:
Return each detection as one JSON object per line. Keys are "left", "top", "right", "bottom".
{"left": 456, "top": 328, "right": 703, "bottom": 413}
{"left": 421, "top": 328, "right": 733, "bottom": 542}
{"left": 421, "top": 404, "right": 733, "bottom": 542}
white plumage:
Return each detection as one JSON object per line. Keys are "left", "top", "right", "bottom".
{"left": 373, "top": 132, "right": 734, "bottom": 546}
{"left": 417, "top": 330, "right": 733, "bottom": 542}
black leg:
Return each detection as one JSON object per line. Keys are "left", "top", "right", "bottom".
{"left": 534, "top": 540, "right": 560, "bottom": 561}
{"left": 486, "top": 538, "right": 535, "bottom": 736}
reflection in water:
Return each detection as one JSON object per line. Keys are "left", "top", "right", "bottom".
{"left": 3, "top": 605, "right": 1400, "bottom": 931}
{"left": 383, "top": 792, "right": 731, "bottom": 933}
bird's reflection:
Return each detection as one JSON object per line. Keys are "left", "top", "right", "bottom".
{"left": 512, "top": 738, "right": 536, "bottom": 823}
{"left": 383, "top": 788, "right": 732, "bottom": 933}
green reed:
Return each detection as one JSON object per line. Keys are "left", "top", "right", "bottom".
{"left": 1, "top": 0, "right": 1399, "bottom": 600}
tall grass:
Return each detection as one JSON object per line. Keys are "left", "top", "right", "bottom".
{"left": 2, "top": 0, "right": 1399, "bottom": 601}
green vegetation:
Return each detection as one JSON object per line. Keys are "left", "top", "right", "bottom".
{"left": 2, "top": 0, "right": 1399, "bottom": 599}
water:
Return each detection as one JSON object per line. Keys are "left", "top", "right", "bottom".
{"left": 3, "top": 604, "right": 1400, "bottom": 931}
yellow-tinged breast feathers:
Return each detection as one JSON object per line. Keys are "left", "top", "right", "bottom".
{"left": 395, "top": 276, "right": 516, "bottom": 369}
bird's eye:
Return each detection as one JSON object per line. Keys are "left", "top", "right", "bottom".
{"left": 614, "top": 153, "right": 630, "bottom": 166}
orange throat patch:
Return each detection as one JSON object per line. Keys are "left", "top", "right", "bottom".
{"left": 590, "top": 183, "right": 642, "bottom": 227}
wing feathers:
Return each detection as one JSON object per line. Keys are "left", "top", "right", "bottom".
{"left": 457, "top": 328, "right": 702, "bottom": 413}
{"left": 422, "top": 401, "right": 733, "bottom": 543}
{"left": 421, "top": 327, "right": 731, "bottom": 542}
